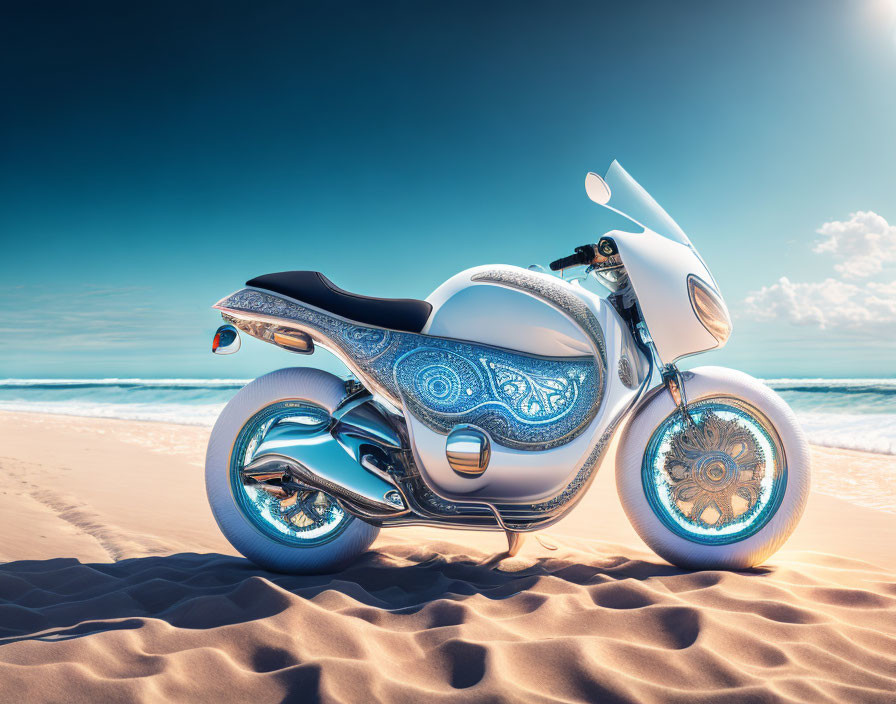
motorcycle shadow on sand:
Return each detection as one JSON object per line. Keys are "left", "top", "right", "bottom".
{"left": 0, "top": 546, "right": 770, "bottom": 647}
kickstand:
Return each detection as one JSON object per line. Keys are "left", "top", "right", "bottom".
{"left": 505, "top": 531, "right": 525, "bottom": 557}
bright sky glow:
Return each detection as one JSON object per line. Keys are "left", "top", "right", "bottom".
{"left": 2, "top": 2, "right": 894, "bottom": 378}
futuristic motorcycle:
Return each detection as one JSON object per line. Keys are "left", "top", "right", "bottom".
{"left": 206, "top": 161, "right": 810, "bottom": 573}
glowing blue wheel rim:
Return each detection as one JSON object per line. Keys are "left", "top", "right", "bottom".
{"left": 642, "top": 397, "right": 787, "bottom": 546}
{"left": 230, "top": 400, "right": 353, "bottom": 547}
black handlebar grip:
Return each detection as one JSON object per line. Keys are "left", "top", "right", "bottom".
{"left": 549, "top": 253, "right": 584, "bottom": 271}
{"left": 549, "top": 244, "right": 596, "bottom": 271}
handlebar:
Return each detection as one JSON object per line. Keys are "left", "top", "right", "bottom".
{"left": 549, "top": 239, "right": 618, "bottom": 271}
{"left": 549, "top": 244, "right": 595, "bottom": 271}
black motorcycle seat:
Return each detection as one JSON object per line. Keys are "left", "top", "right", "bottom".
{"left": 246, "top": 271, "right": 433, "bottom": 333}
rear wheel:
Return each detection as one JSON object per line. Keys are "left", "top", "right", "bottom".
{"left": 205, "top": 368, "right": 379, "bottom": 573}
{"left": 616, "top": 367, "right": 810, "bottom": 569}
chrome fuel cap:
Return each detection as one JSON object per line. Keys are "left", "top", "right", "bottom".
{"left": 446, "top": 426, "right": 491, "bottom": 476}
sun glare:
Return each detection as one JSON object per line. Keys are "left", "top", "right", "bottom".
{"left": 867, "top": 0, "right": 896, "bottom": 47}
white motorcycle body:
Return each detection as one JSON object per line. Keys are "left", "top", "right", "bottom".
{"left": 205, "top": 161, "right": 810, "bottom": 573}
{"left": 413, "top": 265, "right": 648, "bottom": 504}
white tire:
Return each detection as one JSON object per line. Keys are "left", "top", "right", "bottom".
{"left": 616, "top": 366, "right": 810, "bottom": 569}
{"left": 205, "top": 367, "right": 380, "bottom": 573}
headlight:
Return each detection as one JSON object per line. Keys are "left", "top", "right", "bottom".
{"left": 688, "top": 275, "right": 732, "bottom": 346}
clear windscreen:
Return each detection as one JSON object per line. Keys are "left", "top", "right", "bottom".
{"left": 601, "top": 161, "right": 692, "bottom": 246}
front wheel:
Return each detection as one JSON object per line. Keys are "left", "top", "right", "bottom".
{"left": 616, "top": 366, "right": 810, "bottom": 569}
{"left": 205, "top": 367, "right": 380, "bottom": 573}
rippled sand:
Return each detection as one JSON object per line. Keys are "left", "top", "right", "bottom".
{"left": 1, "top": 412, "right": 894, "bottom": 702}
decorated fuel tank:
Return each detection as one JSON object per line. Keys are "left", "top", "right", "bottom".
{"left": 424, "top": 267, "right": 593, "bottom": 358}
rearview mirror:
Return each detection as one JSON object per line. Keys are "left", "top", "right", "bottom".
{"left": 212, "top": 324, "right": 241, "bottom": 354}
{"left": 585, "top": 172, "right": 611, "bottom": 205}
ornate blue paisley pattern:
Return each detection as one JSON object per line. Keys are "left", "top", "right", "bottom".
{"left": 395, "top": 348, "right": 585, "bottom": 424}
{"left": 219, "top": 282, "right": 603, "bottom": 450}
{"left": 394, "top": 343, "right": 595, "bottom": 448}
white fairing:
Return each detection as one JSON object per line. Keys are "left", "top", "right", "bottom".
{"left": 410, "top": 266, "right": 648, "bottom": 503}
{"left": 610, "top": 228, "right": 720, "bottom": 364}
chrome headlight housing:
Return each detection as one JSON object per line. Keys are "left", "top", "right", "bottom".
{"left": 688, "top": 274, "right": 732, "bottom": 346}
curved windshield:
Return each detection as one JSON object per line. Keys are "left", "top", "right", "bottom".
{"left": 601, "top": 161, "right": 691, "bottom": 246}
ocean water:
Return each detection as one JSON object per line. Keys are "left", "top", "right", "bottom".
{"left": 0, "top": 377, "right": 895, "bottom": 455}
{"left": 0, "top": 379, "right": 247, "bottom": 427}
{"left": 763, "top": 379, "right": 896, "bottom": 456}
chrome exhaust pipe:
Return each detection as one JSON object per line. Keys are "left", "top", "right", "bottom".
{"left": 242, "top": 453, "right": 407, "bottom": 517}
{"left": 242, "top": 398, "right": 409, "bottom": 517}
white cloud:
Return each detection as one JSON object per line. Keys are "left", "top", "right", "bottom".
{"left": 744, "top": 211, "right": 896, "bottom": 331}
{"left": 813, "top": 211, "right": 896, "bottom": 279}
{"left": 744, "top": 277, "right": 896, "bottom": 329}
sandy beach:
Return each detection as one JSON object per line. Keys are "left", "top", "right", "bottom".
{"left": 0, "top": 410, "right": 894, "bottom": 703}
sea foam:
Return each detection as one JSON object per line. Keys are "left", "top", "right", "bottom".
{"left": 0, "top": 378, "right": 894, "bottom": 454}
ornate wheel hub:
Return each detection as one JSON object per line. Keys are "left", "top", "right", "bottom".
{"left": 664, "top": 412, "right": 764, "bottom": 526}
{"left": 229, "top": 401, "right": 352, "bottom": 547}
{"left": 279, "top": 489, "right": 335, "bottom": 527}
{"left": 241, "top": 465, "right": 340, "bottom": 531}
{"left": 642, "top": 399, "right": 786, "bottom": 545}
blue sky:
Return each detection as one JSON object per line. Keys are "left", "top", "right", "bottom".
{"left": 2, "top": 1, "right": 895, "bottom": 379}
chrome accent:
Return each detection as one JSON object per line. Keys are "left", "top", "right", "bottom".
{"left": 212, "top": 324, "right": 240, "bottom": 354}
{"left": 272, "top": 329, "right": 314, "bottom": 354}
{"left": 446, "top": 426, "right": 491, "bottom": 476}
{"left": 663, "top": 364, "right": 696, "bottom": 427}
{"left": 384, "top": 490, "right": 405, "bottom": 509}
{"left": 618, "top": 355, "right": 635, "bottom": 389}
{"left": 247, "top": 417, "right": 407, "bottom": 515}
{"left": 333, "top": 387, "right": 374, "bottom": 420}
{"left": 243, "top": 452, "right": 405, "bottom": 516}
{"left": 333, "top": 397, "right": 403, "bottom": 451}
{"left": 588, "top": 254, "right": 627, "bottom": 293}
{"left": 636, "top": 321, "right": 653, "bottom": 345}
{"left": 222, "top": 314, "right": 315, "bottom": 355}
{"left": 359, "top": 453, "right": 399, "bottom": 485}
{"left": 505, "top": 531, "right": 525, "bottom": 556}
